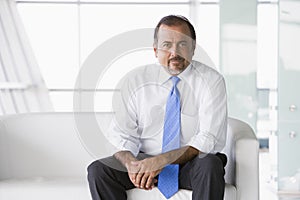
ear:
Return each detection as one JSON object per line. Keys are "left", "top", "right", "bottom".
{"left": 153, "top": 44, "right": 158, "bottom": 58}
{"left": 191, "top": 41, "right": 196, "bottom": 56}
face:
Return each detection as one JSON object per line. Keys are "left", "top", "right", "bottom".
{"left": 154, "top": 24, "right": 195, "bottom": 75}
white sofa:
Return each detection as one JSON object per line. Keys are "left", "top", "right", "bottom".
{"left": 0, "top": 112, "right": 259, "bottom": 200}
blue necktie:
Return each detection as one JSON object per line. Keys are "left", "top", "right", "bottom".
{"left": 158, "top": 76, "right": 181, "bottom": 199}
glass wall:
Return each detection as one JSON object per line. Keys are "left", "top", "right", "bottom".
{"left": 277, "top": 0, "right": 300, "bottom": 194}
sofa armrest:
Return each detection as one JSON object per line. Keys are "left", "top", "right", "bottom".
{"left": 229, "top": 118, "right": 259, "bottom": 200}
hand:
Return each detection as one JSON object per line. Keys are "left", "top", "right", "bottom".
{"left": 131, "top": 156, "right": 166, "bottom": 190}
{"left": 125, "top": 161, "right": 140, "bottom": 187}
{"left": 113, "top": 151, "right": 141, "bottom": 188}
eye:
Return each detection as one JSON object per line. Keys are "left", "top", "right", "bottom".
{"left": 162, "top": 42, "right": 171, "bottom": 48}
{"left": 179, "top": 42, "right": 187, "bottom": 48}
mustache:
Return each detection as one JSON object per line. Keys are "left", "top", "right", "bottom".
{"left": 169, "top": 56, "right": 185, "bottom": 62}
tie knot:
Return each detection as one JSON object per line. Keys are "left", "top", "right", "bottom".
{"left": 171, "top": 76, "right": 180, "bottom": 86}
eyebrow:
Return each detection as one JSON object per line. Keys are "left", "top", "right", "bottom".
{"left": 161, "top": 40, "right": 188, "bottom": 44}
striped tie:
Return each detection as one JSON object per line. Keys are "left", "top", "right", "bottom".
{"left": 158, "top": 76, "right": 181, "bottom": 199}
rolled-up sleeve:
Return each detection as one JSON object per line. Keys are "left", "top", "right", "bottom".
{"left": 107, "top": 119, "right": 141, "bottom": 157}
{"left": 187, "top": 75, "right": 227, "bottom": 153}
{"left": 105, "top": 76, "right": 141, "bottom": 157}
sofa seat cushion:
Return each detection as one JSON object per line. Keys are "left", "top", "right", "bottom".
{"left": 0, "top": 177, "right": 236, "bottom": 200}
{"left": 127, "top": 183, "right": 236, "bottom": 200}
{"left": 0, "top": 177, "right": 91, "bottom": 200}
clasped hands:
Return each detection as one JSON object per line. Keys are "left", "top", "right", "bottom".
{"left": 126, "top": 156, "right": 166, "bottom": 190}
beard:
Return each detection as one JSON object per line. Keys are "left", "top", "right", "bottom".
{"left": 166, "top": 56, "right": 189, "bottom": 75}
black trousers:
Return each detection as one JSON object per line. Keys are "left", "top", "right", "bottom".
{"left": 87, "top": 153, "right": 226, "bottom": 200}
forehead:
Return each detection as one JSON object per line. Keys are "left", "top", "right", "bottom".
{"left": 157, "top": 24, "right": 192, "bottom": 42}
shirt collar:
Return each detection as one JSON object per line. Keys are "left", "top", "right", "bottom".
{"left": 157, "top": 62, "right": 193, "bottom": 85}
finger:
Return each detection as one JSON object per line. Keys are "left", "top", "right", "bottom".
{"left": 135, "top": 172, "right": 143, "bottom": 188}
{"left": 131, "top": 174, "right": 140, "bottom": 187}
{"left": 144, "top": 173, "right": 153, "bottom": 189}
{"left": 150, "top": 178, "right": 157, "bottom": 189}
{"left": 140, "top": 173, "right": 150, "bottom": 189}
{"left": 128, "top": 172, "right": 136, "bottom": 184}
{"left": 128, "top": 165, "right": 140, "bottom": 185}
{"left": 148, "top": 178, "right": 157, "bottom": 190}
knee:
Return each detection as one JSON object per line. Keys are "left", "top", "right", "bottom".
{"left": 87, "top": 160, "right": 107, "bottom": 178}
{"left": 193, "top": 154, "right": 224, "bottom": 176}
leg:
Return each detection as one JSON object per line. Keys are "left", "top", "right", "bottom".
{"left": 179, "top": 153, "right": 226, "bottom": 200}
{"left": 87, "top": 156, "right": 135, "bottom": 200}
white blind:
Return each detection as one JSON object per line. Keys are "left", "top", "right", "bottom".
{"left": 0, "top": 0, "right": 53, "bottom": 115}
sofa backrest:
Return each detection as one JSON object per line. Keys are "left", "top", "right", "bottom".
{"left": 0, "top": 112, "right": 255, "bottom": 184}
{"left": 223, "top": 118, "right": 256, "bottom": 186}
{"left": 0, "top": 112, "right": 114, "bottom": 179}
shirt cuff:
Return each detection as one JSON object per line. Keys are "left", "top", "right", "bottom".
{"left": 187, "top": 131, "right": 217, "bottom": 154}
{"left": 110, "top": 139, "right": 140, "bottom": 157}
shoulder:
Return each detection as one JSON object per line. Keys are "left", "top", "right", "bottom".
{"left": 191, "top": 60, "right": 223, "bottom": 80}
{"left": 190, "top": 60, "right": 226, "bottom": 91}
{"left": 115, "top": 63, "right": 159, "bottom": 90}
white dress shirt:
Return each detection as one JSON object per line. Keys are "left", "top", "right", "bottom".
{"left": 106, "top": 60, "right": 227, "bottom": 157}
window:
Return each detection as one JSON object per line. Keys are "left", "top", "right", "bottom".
{"left": 16, "top": 0, "right": 220, "bottom": 112}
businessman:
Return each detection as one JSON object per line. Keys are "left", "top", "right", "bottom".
{"left": 87, "top": 15, "right": 228, "bottom": 200}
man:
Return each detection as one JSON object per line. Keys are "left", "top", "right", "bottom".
{"left": 87, "top": 15, "right": 227, "bottom": 200}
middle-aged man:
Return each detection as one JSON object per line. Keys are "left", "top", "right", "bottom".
{"left": 87, "top": 15, "right": 228, "bottom": 200}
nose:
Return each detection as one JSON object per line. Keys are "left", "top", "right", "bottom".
{"left": 169, "top": 45, "right": 179, "bottom": 57}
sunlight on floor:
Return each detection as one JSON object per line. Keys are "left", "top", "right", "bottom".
{"left": 259, "top": 151, "right": 279, "bottom": 200}
{"left": 259, "top": 151, "right": 300, "bottom": 200}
